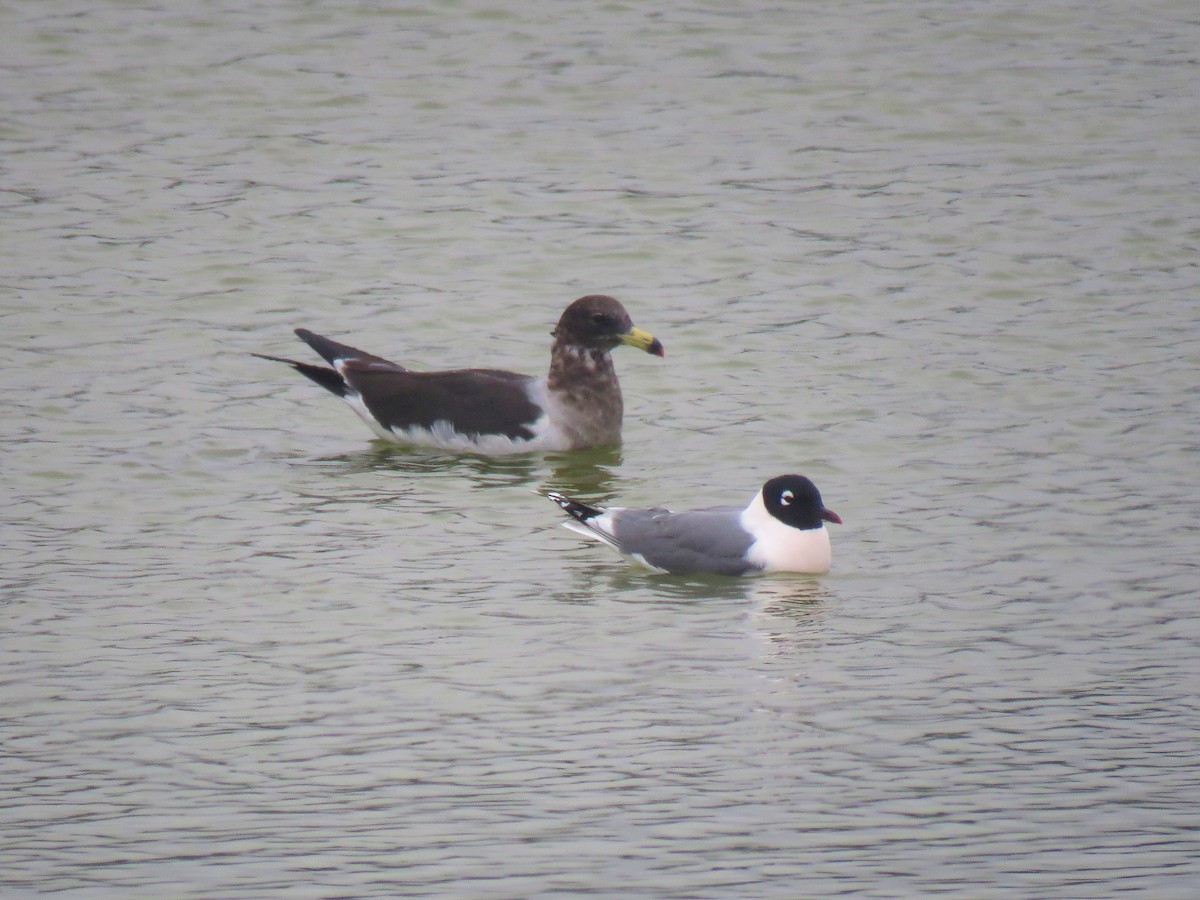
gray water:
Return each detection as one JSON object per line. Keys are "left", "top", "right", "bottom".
{"left": 3, "top": 1, "right": 1199, "bottom": 896}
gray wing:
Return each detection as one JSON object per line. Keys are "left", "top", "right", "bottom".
{"left": 611, "top": 506, "right": 757, "bottom": 575}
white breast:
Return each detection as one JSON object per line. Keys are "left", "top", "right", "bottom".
{"left": 739, "top": 491, "right": 832, "bottom": 574}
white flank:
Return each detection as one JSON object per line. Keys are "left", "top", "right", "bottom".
{"left": 342, "top": 392, "right": 401, "bottom": 441}
{"left": 336, "top": 376, "right": 580, "bottom": 454}
{"left": 561, "top": 511, "right": 623, "bottom": 550}
{"left": 520, "top": 378, "right": 579, "bottom": 451}
{"left": 562, "top": 511, "right": 665, "bottom": 571}
{"left": 385, "top": 420, "right": 545, "bottom": 455}
{"left": 629, "top": 552, "right": 669, "bottom": 574}
{"left": 739, "top": 490, "right": 832, "bottom": 575}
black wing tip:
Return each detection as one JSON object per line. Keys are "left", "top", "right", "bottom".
{"left": 251, "top": 351, "right": 294, "bottom": 365}
{"left": 290, "top": 327, "right": 390, "bottom": 370}
{"left": 254, "top": 351, "right": 348, "bottom": 398}
{"left": 292, "top": 327, "right": 339, "bottom": 362}
{"left": 546, "top": 491, "right": 603, "bottom": 523}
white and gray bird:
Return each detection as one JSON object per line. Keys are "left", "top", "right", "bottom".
{"left": 547, "top": 475, "right": 842, "bottom": 576}
{"left": 254, "top": 295, "right": 663, "bottom": 454}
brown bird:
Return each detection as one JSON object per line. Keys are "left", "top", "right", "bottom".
{"left": 255, "top": 295, "right": 663, "bottom": 453}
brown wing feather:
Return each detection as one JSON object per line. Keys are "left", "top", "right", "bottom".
{"left": 343, "top": 364, "right": 542, "bottom": 440}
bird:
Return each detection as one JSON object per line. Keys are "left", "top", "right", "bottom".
{"left": 254, "top": 295, "right": 663, "bottom": 453}
{"left": 546, "top": 474, "right": 841, "bottom": 576}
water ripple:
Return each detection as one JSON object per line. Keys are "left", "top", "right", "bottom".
{"left": 3, "top": 0, "right": 1199, "bottom": 896}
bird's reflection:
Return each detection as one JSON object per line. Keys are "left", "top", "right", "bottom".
{"left": 310, "top": 441, "right": 543, "bottom": 489}
{"left": 296, "top": 442, "right": 634, "bottom": 521}
{"left": 546, "top": 564, "right": 752, "bottom": 606}
{"left": 550, "top": 559, "right": 836, "bottom": 609}
{"left": 750, "top": 578, "right": 834, "bottom": 651}
{"left": 540, "top": 446, "right": 625, "bottom": 502}
{"left": 611, "top": 570, "right": 758, "bottom": 603}
{"left": 748, "top": 577, "right": 833, "bottom": 611}
{"left": 306, "top": 442, "right": 628, "bottom": 495}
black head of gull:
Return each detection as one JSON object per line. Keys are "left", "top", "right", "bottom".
{"left": 254, "top": 295, "right": 662, "bottom": 454}
{"left": 547, "top": 474, "right": 841, "bottom": 576}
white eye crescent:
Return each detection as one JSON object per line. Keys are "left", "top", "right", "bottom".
{"left": 780, "top": 490, "right": 794, "bottom": 505}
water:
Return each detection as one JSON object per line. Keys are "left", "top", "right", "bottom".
{"left": 3, "top": 0, "right": 1198, "bottom": 896}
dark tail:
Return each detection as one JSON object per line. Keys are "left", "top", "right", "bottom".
{"left": 294, "top": 328, "right": 397, "bottom": 368}
{"left": 546, "top": 491, "right": 604, "bottom": 524}
{"left": 252, "top": 353, "right": 348, "bottom": 398}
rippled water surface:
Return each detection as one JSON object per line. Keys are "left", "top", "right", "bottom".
{"left": 4, "top": 1, "right": 1199, "bottom": 896}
